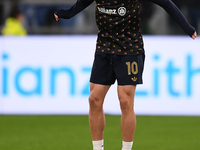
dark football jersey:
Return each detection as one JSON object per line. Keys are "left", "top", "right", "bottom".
{"left": 95, "top": 0, "right": 144, "bottom": 55}
{"left": 55, "top": 0, "right": 195, "bottom": 56}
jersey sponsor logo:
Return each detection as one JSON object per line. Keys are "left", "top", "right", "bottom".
{"left": 97, "top": 7, "right": 117, "bottom": 15}
{"left": 118, "top": 7, "right": 126, "bottom": 16}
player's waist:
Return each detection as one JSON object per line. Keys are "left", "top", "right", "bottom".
{"left": 95, "top": 47, "right": 144, "bottom": 56}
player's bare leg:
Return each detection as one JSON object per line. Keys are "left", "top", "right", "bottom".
{"left": 118, "top": 85, "right": 136, "bottom": 150}
{"left": 89, "top": 83, "right": 110, "bottom": 149}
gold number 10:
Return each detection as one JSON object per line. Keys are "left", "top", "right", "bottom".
{"left": 126, "top": 62, "right": 138, "bottom": 75}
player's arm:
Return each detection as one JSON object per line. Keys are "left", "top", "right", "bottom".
{"left": 148, "top": 0, "right": 197, "bottom": 39}
{"left": 54, "top": 0, "right": 94, "bottom": 21}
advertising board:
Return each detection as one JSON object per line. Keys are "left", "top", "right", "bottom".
{"left": 0, "top": 36, "right": 199, "bottom": 115}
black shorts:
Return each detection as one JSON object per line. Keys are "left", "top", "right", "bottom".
{"left": 90, "top": 52, "right": 145, "bottom": 85}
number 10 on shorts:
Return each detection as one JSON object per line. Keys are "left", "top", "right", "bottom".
{"left": 126, "top": 62, "right": 138, "bottom": 75}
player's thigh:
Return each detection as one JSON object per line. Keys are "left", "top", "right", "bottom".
{"left": 89, "top": 82, "right": 110, "bottom": 106}
{"left": 117, "top": 85, "right": 136, "bottom": 108}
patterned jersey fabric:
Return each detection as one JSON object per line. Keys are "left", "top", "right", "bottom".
{"left": 95, "top": 0, "right": 144, "bottom": 55}
{"left": 55, "top": 0, "right": 195, "bottom": 55}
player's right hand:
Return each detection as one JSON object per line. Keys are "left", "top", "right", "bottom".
{"left": 54, "top": 14, "right": 59, "bottom": 21}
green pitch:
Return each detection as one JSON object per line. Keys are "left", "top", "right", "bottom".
{"left": 0, "top": 115, "right": 199, "bottom": 150}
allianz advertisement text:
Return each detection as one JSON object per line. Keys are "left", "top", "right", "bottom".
{"left": 0, "top": 36, "right": 199, "bottom": 115}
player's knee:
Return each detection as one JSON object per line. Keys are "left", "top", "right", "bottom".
{"left": 119, "top": 98, "right": 133, "bottom": 112}
{"left": 88, "top": 95, "right": 103, "bottom": 109}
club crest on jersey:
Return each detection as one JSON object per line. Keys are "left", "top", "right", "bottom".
{"left": 118, "top": 7, "right": 126, "bottom": 16}
{"left": 97, "top": 7, "right": 117, "bottom": 15}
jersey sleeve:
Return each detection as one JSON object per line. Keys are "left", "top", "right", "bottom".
{"left": 55, "top": 0, "right": 94, "bottom": 19}
{"left": 148, "top": 0, "right": 196, "bottom": 37}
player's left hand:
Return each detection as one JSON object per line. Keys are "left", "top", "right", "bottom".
{"left": 191, "top": 31, "right": 197, "bottom": 40}
{"left": 54, "top": 14, "right": 59, "bottom": 21}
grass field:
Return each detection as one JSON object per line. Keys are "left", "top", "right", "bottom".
{"left": 0, "top": 115, "right": 200, "bottom": 150}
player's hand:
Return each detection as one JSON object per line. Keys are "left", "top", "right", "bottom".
{"left": 54, "top": 14, "right": 59, "bottom": 21}
{"left": 191, "top": 31, "right": 197, "bottom": 40}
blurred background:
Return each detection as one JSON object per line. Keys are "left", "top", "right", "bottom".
{"left": 0, "top": 0, "right": 200, "bottom": 117}
{"left": 0, "top": 1, "right": 200, "bottom": 150}
{"left": 0, "top": 0, "right": 200, "bottom": 35}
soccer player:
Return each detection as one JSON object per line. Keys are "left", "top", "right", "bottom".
{"left": 54, "top": 0, "right": 197, "bottom": 150}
